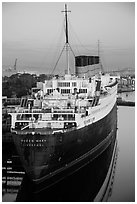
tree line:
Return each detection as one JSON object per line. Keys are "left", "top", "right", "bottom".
{"left": 2, "top": 73, "right": 53, "bottom": 98}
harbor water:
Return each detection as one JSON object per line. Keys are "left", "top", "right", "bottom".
{"left": 2, "top": 92, "right": 135, "bottom": 202}
{"left": 108, "top": 92, "right": 135, "bottom": 202}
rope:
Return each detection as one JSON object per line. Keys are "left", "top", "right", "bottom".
{"left": 51, "top": 44, "right": 66, "bottom": 75}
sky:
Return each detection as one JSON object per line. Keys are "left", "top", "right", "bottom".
{"left": 2, "top": 2, "right": 135, "bottom": 75}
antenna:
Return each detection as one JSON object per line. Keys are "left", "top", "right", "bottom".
{"left": 97, "top": 40, "right": 104, "bottom": 73}
{"left": 98, "top": 40, "right": 100, "bottom": 63}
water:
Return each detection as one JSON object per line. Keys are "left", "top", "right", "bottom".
{"left": 108, "top": 103, "right": 135, "bottom": 201}
{"left": 2, "top": 92, "right": 135, "bottom": 202}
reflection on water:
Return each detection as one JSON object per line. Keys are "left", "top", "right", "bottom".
{"left": 108, "top": 91, "right": 135, "bottom": 202}
{"left": 94, "top": 140, "right": 118, "bottom": 201}
{"left": 108, "top": 105, "right": 135, "bottom": 202}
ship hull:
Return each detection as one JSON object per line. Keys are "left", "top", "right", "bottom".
{"left": 12, "top": 103, "right": 117, "bottom": 189}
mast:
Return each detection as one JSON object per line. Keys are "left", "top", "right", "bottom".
{"left": 98, "top": 40, "right": 104, "bottom": 73}
{"left": 62, "top": 4, "right": 71, "bottom": 74}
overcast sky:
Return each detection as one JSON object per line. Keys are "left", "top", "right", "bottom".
{"left": 2, "top": 2, "right": 135, "bottom": 75}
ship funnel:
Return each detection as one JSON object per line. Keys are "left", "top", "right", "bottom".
{"left": 75, "top": 55, "right": 101, "bottom": 78}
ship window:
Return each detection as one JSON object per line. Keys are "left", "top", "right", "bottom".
{"left": 72, "top": 82, "right": 77, "bottom": 87}
{"left": 79, "top": 89, "right": 87, "bottom": 93}
{"left": 17, "top": 114, "right": 32, "bottom": 120}
{"left": 68, "top": 114, "right": 75, "bottom": 120}
{"left": 53, "top": 114, "right": 58, "bottom": 120}
{"left": 47, "top": 89, "right": 53, "bottom": 94}
{"left": 58, "top": 82, "right": 70, "bottom": 87}
{"left": 61, "top": 89, "right": 70, "bottom": 94}
{"left": 52, "top": 114, "right": 75, "bottom": 121}
{"left": 33, "top": 114, "right": 42, "bottom": 120}
{"left": 21, "top": 98, "right": 28, "bottom": 107}
{"left": 17, "top": 114, "right": 22, "bottom": 120}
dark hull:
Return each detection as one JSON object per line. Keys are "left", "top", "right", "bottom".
{"left": 12, "top": 103, "right": 117, "bottom": 188}
{"left": 16, "top": 122, "right": 118, "bottom": 201}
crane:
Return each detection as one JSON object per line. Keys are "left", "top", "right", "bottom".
{"left": 14, "top": 58, "right": 17, "bottom": 71}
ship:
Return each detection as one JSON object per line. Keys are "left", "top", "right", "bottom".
{"left": 9, "top": 4, "right": 118, "bottom": 190}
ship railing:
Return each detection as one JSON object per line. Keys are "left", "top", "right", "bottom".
{"left": 16, "top": 108, "right": 76, "bottom": 113}
{"left": 15, "top": 117, "right": 76, "bottom": 122}
{"left": 32, "top": 109, "right": 47, "bottom": 113}
{"left": 51, "top": 117, "right": 75, "bottom": 121}
{"left": 16, "top": 108, "right": 48, "bottom": 113}
{"left": 13, "top": 129, "right": 53, "bottom": 135}
{"left": 17, "top": 109, "right": 30, "bottom": 113}
{"left": 15, "top": 119, "right": 76, "bottom": 123}
{"left": 53, "top": 109, "right": 74, "bottom": 113}
{"left": 16, "top": 118, "right": 34, "bottom": 121}
{"left": 4, "top": 98, "right": 21, "bottom": 105}
{"left": 14, "top": 126, "right": 77, "bottom": 135}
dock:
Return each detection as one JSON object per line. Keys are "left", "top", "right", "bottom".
{"left": 117, "top": 97, "right": 135, "bottom": 107}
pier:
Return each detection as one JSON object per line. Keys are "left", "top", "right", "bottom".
{"left": 117, "top": 96, "right": 135, "bottom": 107}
